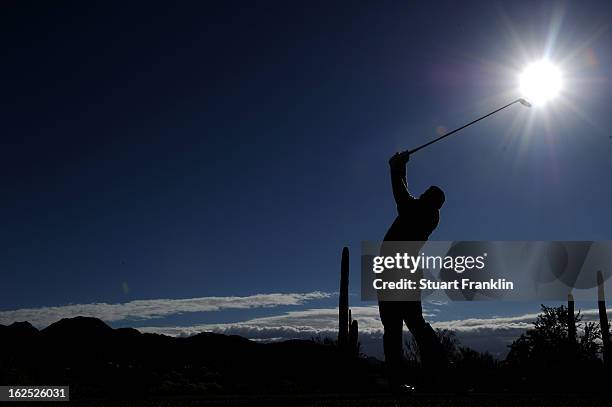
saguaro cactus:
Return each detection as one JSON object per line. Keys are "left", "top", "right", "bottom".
{"left": 338, "top": 247, "right": 349, "bottom": 348}
{"left": 568, "top": 293, "right": 576, "bottom": 346}
{"left": 349, "top": 309, "right": 359, "bottom": 355}
{"left": 597, "top": 271, "right": 610, "bottom": 366}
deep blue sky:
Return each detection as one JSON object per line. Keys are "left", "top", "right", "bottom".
{"left": 2, "top": 0, "right": 611, "bottom": 319}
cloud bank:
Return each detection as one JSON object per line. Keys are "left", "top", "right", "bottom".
{"left": 138, "top": 305, "right": 612, "bottom": 359}
{"left": 0, "top": 291, "right": 332, "bottom": 328}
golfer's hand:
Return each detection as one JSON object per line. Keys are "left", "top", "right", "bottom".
{"left": 389, "top": 151, "right": 410, "bottom": 169}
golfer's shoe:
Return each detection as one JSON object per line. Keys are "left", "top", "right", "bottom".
{"left": 391, "top": 383, "right": 417, "bottom": 396}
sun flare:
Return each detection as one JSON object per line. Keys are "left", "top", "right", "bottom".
{"left": 519, "top": 60, "right": 563, "bottom": 106}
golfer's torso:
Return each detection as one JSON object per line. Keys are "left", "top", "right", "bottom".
{"left": 383, "top": 199, "right": 439, "bottom": 242}
{"left": 379, "top": 200, "right": 438, "bottom": 302}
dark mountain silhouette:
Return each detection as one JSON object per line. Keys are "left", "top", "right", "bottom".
{"left": 0, "top": 317, "right": 382, "bottom": 399}
{"left": 1, "top": 321, "right": 40, "bottom": 366}
{"left": 2, "top": 321, "right": 38, "bottom": 334}
{"left": 41, "top": 316, "right": 114, "bottom": 337}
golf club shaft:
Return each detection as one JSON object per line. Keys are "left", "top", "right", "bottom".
{"left": 405, "top": 98, "right": 523, "bottom": 155}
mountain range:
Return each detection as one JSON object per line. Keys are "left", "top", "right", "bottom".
{"left": 0, "top": 316, "right": 382, "bottom": 399}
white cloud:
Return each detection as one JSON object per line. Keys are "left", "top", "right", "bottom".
{"left": 0, "top": 291, "right": 332, "bottom": 328}
{"left": 138, "top": 305, "right": 387, "bottom": 337}
{"left": 138, "top": 306, "right": 612, "bottom": 359}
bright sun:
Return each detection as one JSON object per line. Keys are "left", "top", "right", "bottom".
{"left": 519, "top": 60, "right": 563, "bottom": 106}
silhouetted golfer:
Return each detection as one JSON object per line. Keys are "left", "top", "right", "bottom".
{"left": 379, "top": 151, "right": 446, "bottom": 392}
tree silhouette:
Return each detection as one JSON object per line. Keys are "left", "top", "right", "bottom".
{"left": 506, "top": 305, "right": 601, "bottom": 369}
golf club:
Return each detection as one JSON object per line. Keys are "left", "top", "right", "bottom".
{"left": 403, "top": 98, "right": 531, "bottom": 156}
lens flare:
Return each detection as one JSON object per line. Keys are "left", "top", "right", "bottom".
{"left": 519, "top": 60, "right": 562, "bottom": 105}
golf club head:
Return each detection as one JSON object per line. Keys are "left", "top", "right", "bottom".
{"left": 518, "top": 98, "right": 532, "bottom": 108}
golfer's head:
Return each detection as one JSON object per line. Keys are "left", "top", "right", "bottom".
{"left": 421, "top": 186, "right": 445, "bottom": 209}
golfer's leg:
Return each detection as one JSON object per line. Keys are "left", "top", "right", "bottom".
{"left": 379, "top": 301, "right": 405, "bottom": 387}
{"left": 404, "top": 301, "right": 446, "bottom": 369}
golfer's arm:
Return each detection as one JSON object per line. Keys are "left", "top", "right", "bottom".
{"left": 390, "top": 165, "right": 413, "bottom": 205}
